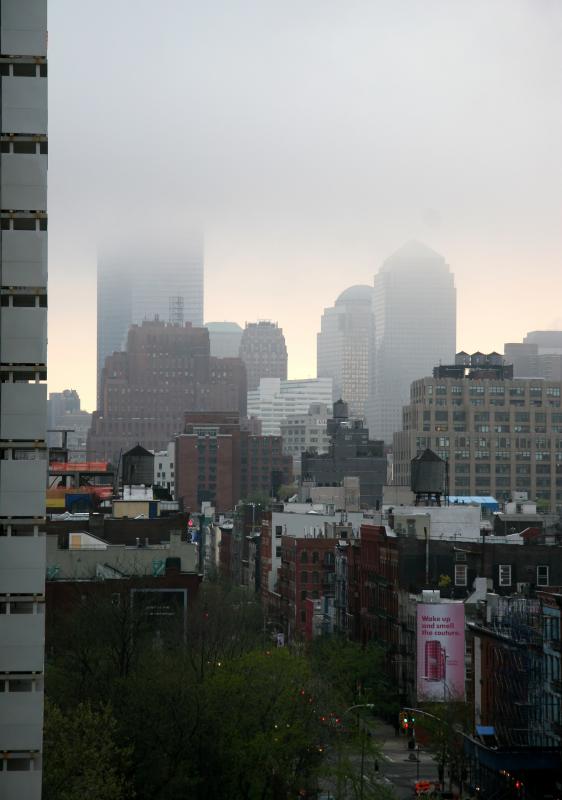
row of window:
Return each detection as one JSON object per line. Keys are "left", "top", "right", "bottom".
{"left": 453, "top": 564, "right": 550, "bottom": 587}
{"left": 0, "top": 217, "right": 47, "bottom": 231}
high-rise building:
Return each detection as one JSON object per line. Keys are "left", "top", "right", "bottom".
{"left": 317, "top": 285, "right": 374, "bottom": 418}
{"left": 247, "top": 378, "right": 333, "bottom": 437}
{"left": 239, "top": 320, "right": 288, "bottom": 391}
{"left": 0, "top": 2, "right": 48, "bottom": 795}
{"left": 367, "top": 241, "right": 456, "bottom": 444}
{"left": 206, "top": 321, "right": 243, "bottom": 358}
{"left": 96, "top": 244, "right": 204, "bottom": 405}
{"left": 88, "top": 320, "right": 247, "bottom": 463}
{"left": 393, "top": 352, "right": 562, "bottom": 511}
{"left": 505, "top": 331, "right": 562, "bottom": 381}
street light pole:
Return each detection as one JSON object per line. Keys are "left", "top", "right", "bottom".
{"left": 337, "top": 703, "right": 374, "bottom": 800}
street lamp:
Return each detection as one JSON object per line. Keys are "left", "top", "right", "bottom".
{"left": 340, "top": 703, "right": 374, "bottom": 800}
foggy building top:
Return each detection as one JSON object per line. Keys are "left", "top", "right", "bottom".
{"left": 239, "top": 320, "right": 288, "bottom": 391}
{"left": 367, "top": 240, "right": 456, "bottom": 444}
{"left": 97, "top": 243, "right": 204, "bottom": 405}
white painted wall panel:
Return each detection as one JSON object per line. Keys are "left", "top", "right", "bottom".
{"left": 1, "top": 155, "right": 47, "bottom": 210}
{"left": 1, "top": 230, "right": 47, "bottom": 287}
{"left": 0, "top": 307, "right": 47, "bottom": 363}
{"left": 0, "top": 460, "right": 46, "bottom": 517}
{"left": 0, "top": 693, "right": 44, "bottom": 749}
{"left": 1, "top": 77, "right": 47, "bottom": 134}
{"left": 0, "top": 0, "right": 47, "bottom": 56}
{"left": 0, "top": 536, "right": 45, "bottom": 594}
{"left": 0, "top": 773, "right": 42, "bottom": 800}
{"left": 0, "top": 616, "right": 44, "bottom": 672}
{"left": 0, "top": 383, "right": 46, "bottom": 441}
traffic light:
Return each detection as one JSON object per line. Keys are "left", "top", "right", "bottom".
{"left": 399, "top": 710, "right": 416, "bottom": 731}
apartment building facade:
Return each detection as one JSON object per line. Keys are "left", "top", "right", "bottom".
{"left": 393, "top": 356, "right": 562, "bottom": 511}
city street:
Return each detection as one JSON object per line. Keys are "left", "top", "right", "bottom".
{"left": 319, "top": 719, "right": 441, "bottom": 799}
{"left": 374, "top": 721, "right": 440, "bottom": 799}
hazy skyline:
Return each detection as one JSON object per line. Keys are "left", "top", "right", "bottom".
{"left": 48, "top": 0, "right": 562, "bottom": 411}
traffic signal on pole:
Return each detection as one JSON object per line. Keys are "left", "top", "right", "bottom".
{"left": 399, "top": 710, "right": 416, "bottom": 730}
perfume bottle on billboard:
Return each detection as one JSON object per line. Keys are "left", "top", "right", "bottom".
{"left": 425, "top": 640, "right": 446, "bottom": 681}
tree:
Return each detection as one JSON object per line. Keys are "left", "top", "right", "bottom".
{"left": 308, "top": 636, "right": 396, "bottom": 715}
{"left": 417, "top": 700, "right": 471, "bottom": 792}
{"left": 43, "top": 699, "right": 133, "bottom": 800}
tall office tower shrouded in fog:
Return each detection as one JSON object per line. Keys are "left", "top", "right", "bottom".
{"left": 317, "top": 285, "right": 374, "bottom": 418}
{"left": 97, "top": 243, "right": 204, "bottom": 404}
{"left": 0, "top": 2, "right": 48, "bottom": 795}
{"left": 239, "top": 320, "right": 288, "bottom": 391}
{"left": 206, "top": 321, "right": 243, "bottom": 358}
{"left": 368, "top": 241, "right": 456, "bottom": 444}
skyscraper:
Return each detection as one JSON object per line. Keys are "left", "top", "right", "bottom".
{"left": 239, "top": 320, "right": 288, "bottom": 391}
{"left": 97, "top": 244, "right": 204, "bottom": 405}
{"left": 317, "top": 285, "right": 374, "bottom": 418}
{"left": 0, "top": 2, "right": 48, "bottom": 795}
{"left": 368, "top": 241, "right": 456, "bottom": 443}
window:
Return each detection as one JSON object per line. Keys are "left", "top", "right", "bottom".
{"left": 454, "top": 564, "right": 467, "bottom": 586}
{"left": 301, "top": 590, "right": 307, "bottom": 601}
{"left": 300, "top": 551, "right": 308, "bottom": 562}
{"left": 499, "top": 565, "right": 512, "bottom": 587}
{"left": 275, "top": 546, "right": 282, "bottom": 558}
{"left": 312, "top": 571, "right": 319, "bottom": 584}
{"left": 300, "top": 571, "right": 308, "bottom": 583}
{"left": 276, "top": 525, "right": 283, "bottom": 538}
{"left": 537, "top": 565, "right": 550, "bottom": 587}
{"left": 312, "top": 551, "right": 319, "bottom": 564}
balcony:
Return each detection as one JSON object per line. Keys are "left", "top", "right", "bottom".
{"left": 550, "top": 678, "right": 562, "bottom": 695}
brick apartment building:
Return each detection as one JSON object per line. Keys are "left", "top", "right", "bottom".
{"left": 88, "top": 320, "right": 247, "bottom": 462}
{"left": 175, "top": 412, "right": 292, "bottom": 513}
{"left": 277, "top": 527, "right": 352, "bottom": 639}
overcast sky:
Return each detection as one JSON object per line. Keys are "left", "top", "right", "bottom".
{"left": 47, "top": 0, "right": 562, "bottom": 411}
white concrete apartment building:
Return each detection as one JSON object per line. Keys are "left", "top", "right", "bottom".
{"left": 0, "top": 1, "right": 48, "bottom": 796}
{"left": 247, "top": 378, "right": 333, "bottom": 437}
{"left": 154, "top": 441, "right": 175, "bottom": 498}
{"left": 280, "top": 403, "right": 330, "bottom": 461}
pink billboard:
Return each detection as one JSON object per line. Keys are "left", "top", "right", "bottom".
{"left": 416, "top": 603, "right": 465, "bottom": 702}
